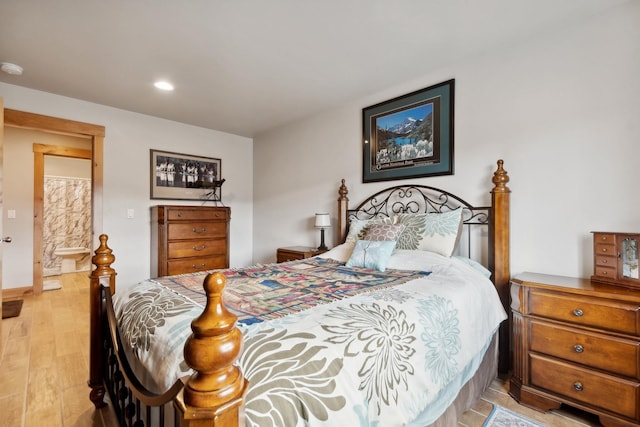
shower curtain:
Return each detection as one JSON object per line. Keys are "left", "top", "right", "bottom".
{"left": 43, "top": 176, "right": 92, "bottom": 274}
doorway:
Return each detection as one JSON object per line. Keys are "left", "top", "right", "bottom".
{"left": 3, "top": 108, "right": 104, "bottom": 296}
{"left": 36, "top": 145, "right": 92, "bottom": 287}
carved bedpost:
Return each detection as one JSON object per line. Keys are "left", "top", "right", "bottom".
{"left": 337, "top": 179, "right": 349, "bottom": 243}
{"left": 88, "top": 234, "right": 116, "bottom": 408}
{"left": 489, "top": 160, "right": 511, "bottom": 374}
{"left": 175, "top": 272, "right": 248, "bottom": 427}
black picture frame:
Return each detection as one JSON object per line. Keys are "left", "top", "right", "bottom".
{"left": 150, "top": 149, "right": 223, "bottom": 201}
{"left": 362, "top": 79, "right": 454, "bottom": 183}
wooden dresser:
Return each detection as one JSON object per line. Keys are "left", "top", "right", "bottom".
{"left": 151, "top": 205, "right": 230, "bottom": 277}
{"left": 510, "top": 272, "right": 640, "bottom": 426}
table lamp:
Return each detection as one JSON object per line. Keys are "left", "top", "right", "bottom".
{"left": 314, "top": 213, "right": 331, "bottom": 251}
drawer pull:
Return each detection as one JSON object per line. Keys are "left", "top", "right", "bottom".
{"left": 572, "top": 308, "right": 584, "bottom": 317}
{"left": 193, "top": 245, "right": 206, "bottom": 251}
{"left": 602, "top": 259, "right": 607, "bottom": 264}
{"left": 573, "top": 382, "right": 584, "bottom": 392}
{"left": 573, "top": 344, "right": 584, "bottom": 353}
{"left": 192, "top": 227, "right": 207, "bottom": 234}
{"left": 177, "top": 212, "right": 184, "bottom": 217}
{"left": 601, "top": 248, "right": 608, "bottom": 253}
{"left": 192, "top": 263, "right": 206, "bottom": 270}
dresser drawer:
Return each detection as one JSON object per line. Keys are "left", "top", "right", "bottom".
{"left": 593, "top": 232, "right": 615, "bottom": 247}
{"left": 594, "top": 241, "right": 616, "bottom": 256}
{"left": 528, "top": 290, "right": 640, "bottom": 335}
{"left": 530, "top": 354, "right": 640, "bottom": 419}
{"left": 276, "top": 247, "right": 325, "bottom": 263}
{"left": 277, "top": 251, "right": 305, "bottom": 262}
{"left": 167, "top": 239, "right": 227, "bottom": 259}
{"left": 166, "top": 207, "right": 229, "bottom": 221}
{"left": 594, "top": 254, "right": 616, "bottom": 268}
{"left": 593, "top": 265, "right": 617, "bottom": 280}
{"left": 167, "top": 222, "right": 227, "bottom": 240}
{"left": 167, "top": 255, "right": 227, "bottom": 275}
{"left": 530, "top": 320, "right": 640, "bottom": 378}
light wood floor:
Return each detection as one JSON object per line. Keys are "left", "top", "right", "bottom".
{"left": 0, "top": 272, "right": 116, "bottom": 427}
{"left": 1, "top": 272, "right": 603, "bottom": 427}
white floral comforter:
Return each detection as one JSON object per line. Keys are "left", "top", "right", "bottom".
{"left": 112, "top": 245, "right": 506, "bottom": 426}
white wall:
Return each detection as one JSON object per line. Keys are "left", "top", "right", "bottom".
{"left": 253, "top": 1, "right": 640, "bottom": 278}
{"left": 1, "top": 84, "right": 254, "bottom": 287}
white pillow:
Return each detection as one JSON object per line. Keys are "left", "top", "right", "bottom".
{"left": 394, "top": 208, "right": 463, "bottom": 257}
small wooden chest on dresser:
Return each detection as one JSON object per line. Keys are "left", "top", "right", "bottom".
{"left": 510, "top": 272, "right": 640, "bottom": 426}
{"left": 592, "top": 232, "right": 640, "bottom": 288}
{"left": 151, "top": 205, "right": 230, "bottom": 277}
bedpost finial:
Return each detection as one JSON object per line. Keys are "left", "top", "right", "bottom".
{"left": 491, "top": 159, "right": 510, "bottom": 193}
{"left": 202, "top": 271, "right": 225, "bottom": 296}
{"left": 338, "top": 178, "right": 349, "bottom": 201}
{"left": 91, "top": 234, "right": 115, "bottom": 276}
{"left": 183, "top": 272, "right": 247, "bottom": 408}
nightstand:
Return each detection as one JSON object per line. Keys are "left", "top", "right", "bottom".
{"left": 276, "top": 246, "right": 326, "bottom": 263}
{"left": 510, "top": 272, "right": 640, "bottom": 426}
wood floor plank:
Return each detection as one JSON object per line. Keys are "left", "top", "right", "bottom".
{"left": 58, "top": 352, "right": 88, "bottom": 391}
{"left": 458, "top": 408, "right": 490, "bottom": 426}
{"left": 30, "top": 336, "right": 57, "bottom": 369}
{"left": 26, "top": 365, "right": 61, "bottom": 413}
{"left": 25, "top": 405, "right": 63, "bottom": 427}
{"left": 61, "top": 383, "right": 103, "bottom": 426}
{"left": 0, "top": 358, "right": 29, "bottom": 399}
{"left": 0, "top": 393, "right": 25, "bottom": 427}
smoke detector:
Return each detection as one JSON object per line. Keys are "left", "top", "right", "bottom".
{"left": 1, "top": 62, "right": 24, "bottom": 76}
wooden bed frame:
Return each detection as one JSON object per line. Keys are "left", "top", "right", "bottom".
{"left": 88, "top": 159, "right": 511, "bottom": 426}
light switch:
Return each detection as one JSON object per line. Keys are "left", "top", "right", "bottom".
{"left": 7, "top": 210, "right": 16, "bottom": 219}
{"left": 127, "top": 209, "right": 135, "bottom": 219}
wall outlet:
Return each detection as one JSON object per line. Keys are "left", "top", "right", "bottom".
{"left": 127, "top": 209, "right": 135, "bottom": 219}
{"left": 7, "top": 209, "right": 16, "bottom": 219}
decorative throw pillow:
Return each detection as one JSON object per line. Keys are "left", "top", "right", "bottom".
{"left": 394, "top": 208, "right": 463, "bottom": 256}
{"left": 344, "top": 217, "right": 393, "bottom": 243}
{"left": 363, "top": 223, "right": 406, "bottom": 241}
{"left": 345, "top": 240, "right": 397, "bottom": 272}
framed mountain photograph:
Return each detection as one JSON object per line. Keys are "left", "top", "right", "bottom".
{"left": 362, "top": 79, "right": 454, "bottom": 183}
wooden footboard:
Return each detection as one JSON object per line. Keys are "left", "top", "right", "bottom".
{"left": 88, "top": 235, "right": 247, "bottom": 426}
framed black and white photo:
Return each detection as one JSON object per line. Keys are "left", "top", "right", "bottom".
{"left": 362, "top": 79, "right": 454, "bottom": 183}
{"left": 150, "top": 149, "right": 223, "bottom": 201}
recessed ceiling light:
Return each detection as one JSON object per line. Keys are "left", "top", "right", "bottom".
{"left": 1, "top": 62, "right": 24, "bottom": 76}
{"left": 154, "top": 81, "right": 174, "bottom": 91}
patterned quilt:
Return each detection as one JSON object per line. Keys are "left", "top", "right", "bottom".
{"left": 151, "top": 257, "right": 430, "bottom": 324}
{"left": 112, "top": 247, "right": 507, "bottom": 426}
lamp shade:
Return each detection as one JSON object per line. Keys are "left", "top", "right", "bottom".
{"left": 314, "top": 213, "right": 331, "bottom": 228}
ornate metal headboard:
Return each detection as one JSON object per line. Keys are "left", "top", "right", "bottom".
{"left": 342, "top": 184, "right": 490, "bottom": 261}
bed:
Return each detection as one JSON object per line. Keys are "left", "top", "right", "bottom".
{"left": 88, "top": 159, "right": 511, "bottom": 427}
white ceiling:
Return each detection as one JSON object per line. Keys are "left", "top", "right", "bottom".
{"left": 0, "top": 0, "right": 629, "bottom": 138}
